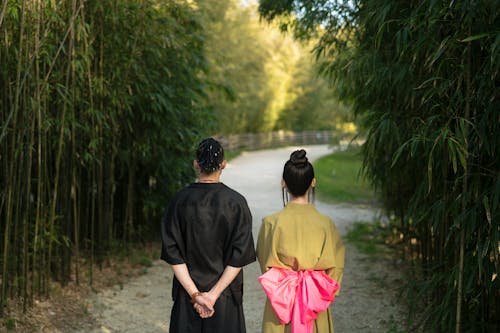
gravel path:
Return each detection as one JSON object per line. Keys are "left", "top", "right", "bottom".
{"left": 76, "top": 145, "right": 406, "bottom": 333}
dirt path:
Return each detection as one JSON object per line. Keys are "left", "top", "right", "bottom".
{"left": 75, "top": 145, "right": 406, "bottom": 333}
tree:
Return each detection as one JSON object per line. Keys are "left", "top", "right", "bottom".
{"left": 200, "top": 0, "right": 348, "bottom": 134}
{"left": 274, "top": 48, "right": 353, "bottom": 131}
{"left": 199, "top": 0, "right": 274, "bottom": 133}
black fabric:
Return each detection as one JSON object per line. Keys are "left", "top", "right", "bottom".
{"left": 161, "top": 182, "right": 256, "bottom": 333}
{"left": 169, "top": 289, "right": 247, "bottom": 333}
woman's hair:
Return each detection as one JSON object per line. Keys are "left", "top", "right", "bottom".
{"left": 283, "top": 149, "right": 315, "bottom": 201}
{"left": 196, "top": 138, "right": 224, "bottom": 173}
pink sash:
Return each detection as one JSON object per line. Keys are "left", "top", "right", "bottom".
{"left": 258, "top": 267, "right": 339, "bottom": 333}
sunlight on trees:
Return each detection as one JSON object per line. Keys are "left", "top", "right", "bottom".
{"left": 199, "top": 0, "right": 350, "bottom": 134}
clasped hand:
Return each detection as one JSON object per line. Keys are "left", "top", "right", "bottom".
{"left": 193, "top": 292, "right": 216, "bottom": 318}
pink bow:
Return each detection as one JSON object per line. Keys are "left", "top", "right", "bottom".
{"left": 258, "top": 267, "right": 339, "bottom": 333}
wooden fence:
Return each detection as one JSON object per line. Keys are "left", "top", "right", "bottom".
{"left": 215, "top": 130, "right": 344, "bottom": 151}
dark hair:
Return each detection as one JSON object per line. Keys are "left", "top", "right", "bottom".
{"left": 283, "top": 149, "right": 315, "bottom": 199}
{"left": 196, "top": 138, "right": 224, "bottom": 173}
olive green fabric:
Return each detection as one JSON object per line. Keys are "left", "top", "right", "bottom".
{"left": 256, "top": 203, "right": 345, "bottom": 333}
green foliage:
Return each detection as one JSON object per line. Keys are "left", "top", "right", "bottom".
{"left": 131, "top": 253, "right": 153, "bottom": 268}
{"left": 199, "top": 0, "right": 272, "bottom": 133}
{"left": 0, "top": 0, "right": 209, "bottom": 313}
{"left": 385, "top": 320, "right": 407, "bottom": 333}
{"left": 345, "top": 221, "right": 387, "bottom": 255}
{"left": 314, "top": 147, "right": 375, "bottom": 203}
{"left": 274, "top": 47, "right": 354, "bottom": 131}
{"left": 3, "top": 318, "right": 16, "bottom": 330}
{"left": 260, "top": 0, "right": 500, "bottom": 331}
{"left": 0, "top": 0, "right": 351, "bottom": 315}
{"left": 199, "top": 0, "right": 350, "bottom": 134}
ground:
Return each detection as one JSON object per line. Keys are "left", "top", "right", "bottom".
{"left": 1, "top": 145, "right": 408, "bottom": 333}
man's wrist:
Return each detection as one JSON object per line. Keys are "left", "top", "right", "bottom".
{"left": 209, "top": 286, "right": 222, "bottom": 299}
{"left": 190, "top": 291, "right": 203, "bottom": 303}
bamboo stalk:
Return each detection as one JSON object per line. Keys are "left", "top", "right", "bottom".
{"left": 455, "top": 25, "right": 472, "bottom": 333}
{"left": 89, "top": 167, "right": 95, "bottom": 286}
{"left": 1, "top": 0, "right": 27, "bottom": 315}
{"left": 97, "top": 143, "right": 104, "bottom": 268}
{"left": 23, "top": 113, "right": 36, "bottom": 311}
{"left": 125, "top": 160, "right": 135, "bottom": 244}
{"left": 36, "top": 1, "right": 83, "bottom": 101}
{"left": 1, "top": 171, "right": 13, "bottom": 315}
{"left": 107, "top": 153, "right": 115, "bottom": 249}
{"left": 72, "top": 169, "right": 79, "bottom": 285}
{"left": 72, "top": 0, "right": 82, "bottom": 280}
{"left": 0, "top": 0, "right": 8, "bottom": 27}
{"left": 0, "top": 0, "right": 26, "bottom": 145}
{"left": 47, "top": 0, "right": 78, "bottom": 290}
{"left": 32, "top": 0, "right": 44, "bottom": 299}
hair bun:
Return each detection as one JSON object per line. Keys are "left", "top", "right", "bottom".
{"left": 290, "top": 149, "right": 308, "bottom": 166}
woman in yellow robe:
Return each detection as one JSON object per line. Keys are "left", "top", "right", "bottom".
{"left": 256, "top": 149, "right": 345, "bottom": 333}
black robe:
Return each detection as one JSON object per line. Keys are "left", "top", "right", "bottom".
{"left": 161, "top": 182, "right": 256, "bottom": 333}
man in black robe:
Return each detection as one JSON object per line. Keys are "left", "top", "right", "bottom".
{"left": 161, "top": 138, "right": 256, "bottom": 333}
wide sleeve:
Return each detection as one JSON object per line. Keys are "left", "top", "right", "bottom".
{"left": 322, "top": 221, "right": 345, "bottom": 294}
{"left": 226, "top": 197, "right": 256, "bottom": 267}
{"left": 160, "top": 199, "right": 185, "bottom": 265}
{"left": 256, "top": 219, "right": 271, "bottom": 273}
{"left": 256, "top": 217, "right": 286, "bottom": 273}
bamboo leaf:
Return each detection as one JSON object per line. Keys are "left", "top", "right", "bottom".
{"left": 483, "top": 196, "right": 492, "bottom": 225}
{"left": 391, "top": 140, "right": 410, "bottom": 168}
{"left": 461, "top": 33, "right": 490, "bottom": 43}
{"left": 426, "top": 36, "right": 451, "bottom": 68}
{"left": 427, "top": 153, "right": 433, "bottom": 193}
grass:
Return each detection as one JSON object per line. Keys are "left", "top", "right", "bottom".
{"left": 313, "top": 147, "right": 375, "bottom": 204}
{"left": 130, "top": 251, "right": 153, "bottom": 268}
{"left": 385, "top": 318, "right": 408, "bottom": 333}
{"left": 224, "top": 149, "right": 242, "bottom": 161}
{"left": 345, "top": 219, "right": 405, "bottom": 257}
{"left": 4, "top": 318, "right": 16, "bottom": 330}
{"left": 345, "top": 221, "right": 389, "bottom": 255}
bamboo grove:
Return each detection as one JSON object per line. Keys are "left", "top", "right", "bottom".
{"left": 0, "top": 0, "right": 210, "bottom": 314}
{"left": 259, "top": 0, "right": 499, "bottom": 332}
{"left": 0, "top": 0, "right": 355, "bottom": 317}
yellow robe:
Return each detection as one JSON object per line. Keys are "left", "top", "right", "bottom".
{"left": 256, "top": 202, "right": 345, "bottom": 333}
